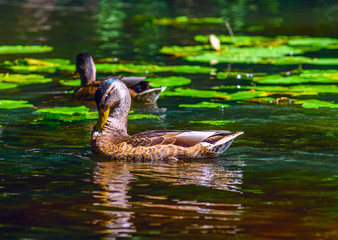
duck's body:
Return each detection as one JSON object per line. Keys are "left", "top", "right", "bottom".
{"left": 91, "top": 78, "right": 243, "bottom": 161}
{"left": 73, "top": 53, "right": 165, "bottom": 103}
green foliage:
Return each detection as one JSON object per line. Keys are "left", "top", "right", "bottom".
{"left": 220, "top": 85, "right": 338, "bottom": 93}
{"left": 153, "top": 16, "right": 223, "bottom": 25}
{"left": 32, "top": 105, "right": 159, "bottom": 124}
{"left": 0, "top": 83, "right": 18, "bottom": 89}
{"left": 59, "top": 79, "right": 81, "bottom": 87}
{"left": 148, "top": 76, "right": 191, "bottom": 87}
{"left": 179, "top": 101, "right": 230, "bottom": 108}
{"left": 0, "top": 100, "right": 34, "bottom": 109}
{"left": 288, "top": 37, "right": 338, "bottom": 49}
{"left": 293, "top": 99, "right": 338, "bottom": 109}
{"left": 0, "top": 45, "right": 53, "bottom": 54}
{"left": 189, "top": 120, "right": 236, "bottom": 125}
{"left": 0, "top": 73, "right": 52, "bottom": 85}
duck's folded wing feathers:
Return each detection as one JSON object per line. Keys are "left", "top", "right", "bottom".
{"left": 127, "top": 130, "right": 236, "bottom": 148}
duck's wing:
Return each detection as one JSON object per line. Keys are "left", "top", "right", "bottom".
{"left": 120, "top": 77, "right": 147, "bottom": 88}
{"left": 73, "top": 81, "right": 102, "bottom": 100}
{"left": 126, "top": 130, "right": 242, "bottom": 148}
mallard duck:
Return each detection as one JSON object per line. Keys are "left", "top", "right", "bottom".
{"left": 91, "top": 77, "right": 243, "bottom": 161}
{"left": 73, "top": 53, "right": 165, "bottom": 103}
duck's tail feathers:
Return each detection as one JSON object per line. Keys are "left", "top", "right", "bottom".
{"left": 138, "top": 87, "right": 166, "bottom": 103}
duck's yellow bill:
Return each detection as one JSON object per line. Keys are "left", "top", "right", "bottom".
{"left": 96, "top": 109, "right": 109, "bottom": 132}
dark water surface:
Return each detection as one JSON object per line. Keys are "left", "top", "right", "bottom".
{"left": 0, "top": 1, "right": 337, "bottom": 239}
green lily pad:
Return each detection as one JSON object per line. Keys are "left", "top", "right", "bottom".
{"left": 185, "top": 45, "right": 302, "bottom": 64}
{"left": 179, "top": 101, "right": 230, "bottom": 108}
{"left": 162, "top": 88, "right": 231, "bottom": 99}
{"left": 259, "top": 56, "right": 338, "bottom": 65}
{"left": 189, "top": 120, "right": 235, "bottom": 125}
{"left": 194, "top": 35, "right": 274, "bottom": 45}
{"left": 35, "top": 106, "right": 91, "bottom": 115}
{"left": 216, "top": 71, "right": 267, "bottom": 80}
{"left": 253, "top": 72, "right": 338, "bottom": 84}
{"left": 160, "top": 45, "right": 210, "bottom": 57}
{"left": 153, "top": 16, "right": 223, "bottom": 25}
{"left": 288, "top": 37, "right": 338, "bottom": 49}
{"left": 148, "top": 76, "right": 191, "bottom": 87}
{"left": 0, "top": 45, "right": 53, "bottom": 54}
{"left": 128, "top": 114, "right": 159, "bottom": 120}
{"left": 0, "top": 73, "right": 52, "bottom": 85}
{"left": 3, "top": 58, "right": 74, "bottom": 73}
{"left": 33, "top": 105, "right": 159, "bottom": 123}
{"left": 293, "top": 99, "right": 338, "bottom": 109}
{"left": 0, "top": 83, "right": 18, "bottom": 89}
{"left": 59, "top": 79, "right": 81, "bottom": 87}
{"left": 219, "top": 85, "right": 338, "bottom": 93}
{"left": 0, "top": 100, "right": 34, "bottom": 109}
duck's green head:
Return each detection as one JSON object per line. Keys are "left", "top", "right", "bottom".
{"left": 76, "top": 53, "right": 96, "bottom": 86}
{"left": 94, "top": 78, "right": 130, "bottom": 131}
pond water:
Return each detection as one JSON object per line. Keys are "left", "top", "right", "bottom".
{"left": 0, "top": 0, "right": 337, "bottom": 239}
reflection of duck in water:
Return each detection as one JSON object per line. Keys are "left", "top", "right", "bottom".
{"left": 91, "top": 77, "right": 243, "bottom": 161}
{"left": 73, "top": 53, "right": 165, "bottom": 103}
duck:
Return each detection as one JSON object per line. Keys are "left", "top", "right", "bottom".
{"left": 91, "top": 77, "right": 243, "bottom": 161}
{"left": 73, "top": 53, "right": 165, "bottom": 103}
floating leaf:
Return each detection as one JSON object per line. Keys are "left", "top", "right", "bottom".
{"left": 288, "top": 37, "right": 338, "bottom": 49}
{"left": 219, "top": 84, "right": 338, "bottom": 93}
{"left": 148, "top": 76, "right": 191, "bottom": 87}
{"left": 0, "top": 83, "right": 18, "bottom": 89}
{"left": 194, "top": 35, "right": 274, "bottom": 45}
{"left": 162, "top": 88, "right": 231, "bottom": 99}
{"left": 293, "top": 99, "right": 338, "bottom": 109}
{"left": 189, "top": 120, "right": 235, "bottom": 125}
{"left": 253, "top": 73, "right": 338, "bottom": 84}
{"left": 35, "top": 105, "right": 91, "bottom": 115}
{"left": 260, "top": 56, "right": 338, "bottom": 65}
{"left": 160, "top": 45, "right": 209, "bottom": 57}
{"left": 216, "top": 71, "right": 267, "bottom": 80}
{"left": 179, "top": 101, "right": 230, "bottom": 108}
{"left": 128, "top": 114, "right": 159, "bottom": 120}
{"left": 59, "top": 79, "right": 81, "bottom": 87}
{"left": 0, "top": 45, "right": 53, "bottom": 54}
{"left": 0, "top": 100, "right": 34, "bottom": 109}
{"left": 153, "top": 16, "right": 223, "bottom": 25}
{"left": 0, "top": 73, "right": 52, "bottom": 85}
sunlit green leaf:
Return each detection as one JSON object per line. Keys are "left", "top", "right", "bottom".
{"left": 59, "top": 79, "right": 81, "bottom": 87}
{"left": 0, "top": 100, "right": 34, "bottom": 109}
{"left": 293, "top": 99, "right": 338, "bottom": 109}
{"left": 0, "top": 73, "right": 52, "bottom": 85}
{"left": 162, "top": 88, "right": 231, "bottom": 99}
{"left": 260, "top": 56, "right": 338, "bottom": 65}
{"left": 179, "top": 101, "right": 230, "bottom": 108}
{"left": 253, "top": 72, "right": 338, "bottom": 84}
{"left": 216, "top": 71, "right": 267, "bottom": 80}
{"left": 189, "top": 120, "right": 235, "bottom": 125}
{"left": 219, "top": 84, "right": 338, "bottom": 93}
{"left": 36, "top": 105, "right": 91, "bottom": 115}
{"left": 160, "top": 45, "right": 209, "bottom": 57}
{"left": 153, "top": 16, "right": 223, "bottom": 25}
{"left": 0, "top": 45, "right": 53, "bottom": 54}
{"left": 288, "top": 37, "right": 338, "bottom": 49}
{"left": 0, "top": 83, "right": 18, "bottom": 89}
{"left": 148, "top": 76, "right": 191, "bottom": 87}
{"left": 128, "top": 114, "right": 159, "bottom": 120}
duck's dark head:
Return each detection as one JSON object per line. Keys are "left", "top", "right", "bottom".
{"left": 94, "top": 78, "right": 131, "bottom": 131}
{"left": 76, "top": 53, "right": 96, "bottom": 86}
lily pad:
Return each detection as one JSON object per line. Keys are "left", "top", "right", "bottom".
{"left": 288, "top": 37, "right": 338, "bottom": 49}
{"left": 153, "top": 16, "right": 223, "bottom": 25}
{"left": 259, "top": 56, "right": 338, "bottom": 65}
{"left": 0, "top": 45, "right": 53, "bottom": 54}
{"left": 33, "top": 105, "right": 159, "bottom": 123}
{"left": 253, "top": 73, "right": 338, "bottom": 84}
{"left": 179, "top": 101, "right": 230, "bottom": 108}
{"left": 194, "top": 35, "right": 274, "bottom": 45}
{"left": 0, "top": 83, "right": 18, "bottom": 89}
{"left": 160, "top": 45, "right": 210, "bottom": 57}
{"left": 189, "top": 120, "right": 236, "bottom": 125}
{"left": 293, "top": 99, "right": 338, "bottom": 109}
{"left": 128, "top": 114, "right": 159, "bottom": 120}
{"left": 148, "top": 76, "right": 191, "bottom": 87}
{"left": 0, "top": 100, "right": 34, "bottom": 109}
{"left": 0, "top": 73, "right": 52, "bottom": 85}
{"left": 219, "top": 85, "right": 338, "bottom": 93}
{"left": 216, "top": 71, "right": 267, "bottom": 80}
{"left": 59, "top": 79, "right": 81, "bottom": 87}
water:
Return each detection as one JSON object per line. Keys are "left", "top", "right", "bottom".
{"left": 0, "top": 0, "right": 337, "bottom": 239}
